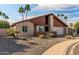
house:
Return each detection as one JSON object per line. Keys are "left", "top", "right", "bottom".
{"left": 11, "top": 13, "right": 68, "bottom": 37}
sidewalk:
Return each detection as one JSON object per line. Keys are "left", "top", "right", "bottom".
{"left": 42, "top": 39, "right": 79, "bottom": 55}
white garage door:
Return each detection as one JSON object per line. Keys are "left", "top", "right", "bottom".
{"left": 53, "top": 27, "right": 64, "bottom": 35}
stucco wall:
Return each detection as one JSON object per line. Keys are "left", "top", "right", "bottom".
{"left": 14, "top": 21, "right": 34, "bottom": 36}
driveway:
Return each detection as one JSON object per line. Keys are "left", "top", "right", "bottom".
{"left": 42, "top": 39, "right": 79, "bottom": 55}
{"left": 0, "top": 38, "right": 31, "bottom": 55}
{"left": 0, "top": 37, "right": 65, "bottom": 55}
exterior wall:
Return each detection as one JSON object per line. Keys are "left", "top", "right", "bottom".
{"left": 48, "top": 15, "right": 66, "bottom": 36}
{"left": 53, "top": 27, "right": 64, "bottom": 35}
{"left": 12, "top": 14, "right": 68, "bottom": 36}
{"left": 30, "top": 16, "right": 45, "bottom": 25}
{"left": 51, "top": 16, "right": 68, "bottom": 36}
{"left": 53, "top": 16, "right": 66, "bottom": 27}
{"left": 14, "top": 21, "right": 34, "bottom": 36}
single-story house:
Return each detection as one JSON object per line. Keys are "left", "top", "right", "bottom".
{"left": 11, "top": 13, "right": 68, "bottom": 37}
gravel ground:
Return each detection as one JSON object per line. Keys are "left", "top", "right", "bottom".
{"left": 0, "top": 37, "right": 65, "bottom": 55}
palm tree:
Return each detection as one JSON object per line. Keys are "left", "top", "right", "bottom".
{"left": 4, "top": 15, "right": 9, "bottom": 19}
{"left": 70, "top": 23, "right": 73, "bottom": 35}
{"left": 57, "top": 14, "right": 68, "bottom": 24}
{"left": 0, "top": 11, "right": 2, "bottom": 15}
{"left": 0, "top": 11, "right": 9, "bottom": 21}
{"left": 57, "top": 14, "right": 60, "bottom": 16}
{"left": 24, "top": 4, "right": 30, "bottom": 20}
{"left": 61, "top": 14, "right": 64, "bottom": 16}
{"left": 57, "top": 14, "right": 68, "bottom": 35}
{"left": 2, "top": 13, "right": 9, "bottom": 19}
{"left": 18, "top": 6, "right": 25, "bottom": 20}
{"left": 64, "top": 16, "right": 68, "bottom": 24}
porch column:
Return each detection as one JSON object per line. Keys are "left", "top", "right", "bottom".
{"left": 49, "top": 15, "right": 54, "bottom": 32}
{"left": 66, "top": 27, "right": 68, "bottom": 35}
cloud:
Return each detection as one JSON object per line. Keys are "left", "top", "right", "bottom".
{"left": 28, "top": 4, "right": 79, "bottom": 24}
{"left": 32, "top": 4, "right": 79, "bottom": 11}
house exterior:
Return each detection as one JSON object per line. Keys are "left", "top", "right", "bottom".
{"left": 11, "top": 13, "right": 68, "bottom": 37}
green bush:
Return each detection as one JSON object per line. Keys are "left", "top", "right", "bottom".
{"left": 0, "top": 20, "right": 10, "bottom": 28}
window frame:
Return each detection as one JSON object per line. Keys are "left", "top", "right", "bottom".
{"left": 22, "top": 26, "right": 27, "bottom": 32}
{"left": 36, "top": 25, "right": 45, "bottom": 32}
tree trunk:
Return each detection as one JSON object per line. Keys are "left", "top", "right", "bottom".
{"left": 26, "top": 11, "right": 28, "bottom": 20}
{"left": 22, "top": 13, "right": 24, "bottom": 20}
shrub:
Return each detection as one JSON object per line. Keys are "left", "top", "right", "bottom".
{"left": 6, "top": 28, "right": 16, "bottom": 37}
{"left": 39, "top": 35, "right": 46, "bottom": 39}
{"left": 65, "top": 35, "right": 75, "bottom": 39}
{"left": 48, "top": 33, "right": 54, "bottom": 38}
{"left": 0, "top": 20, "right": 10, "bottom": 28}
{"left": 30, "top": 41, "right": 38, "bottom": 45}
{"left": 22, "top": 38, "right": 27, "bottom": 40}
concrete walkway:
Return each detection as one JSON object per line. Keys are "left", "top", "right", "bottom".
{"left": 42, "top": 39, "right": 79, "bottom": 55}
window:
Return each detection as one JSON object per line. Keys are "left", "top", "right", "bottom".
{"left": 39, "top": 26, "right": 44, "bottom": 32}
{"left": 36, "top": 25, "right": 44, "bottom": 32}
{"left": 22, "top": 26, "right": 27, "bottom": 32}
{"left": 45, "top": 16, "right": 49, "bottom": 25}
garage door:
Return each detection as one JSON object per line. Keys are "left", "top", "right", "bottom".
{"left": 53, "top": 27, "right": 64, "bottom": 35}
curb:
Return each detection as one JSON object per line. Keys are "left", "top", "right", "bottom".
{"left": 66, "top": 42, "right": 79, "bottom": 55}
{"left": 62, "top": 42, "right": 79, "bottom": 55}
{"left": 42, "top": 40, "right": 79, "bottom": 55}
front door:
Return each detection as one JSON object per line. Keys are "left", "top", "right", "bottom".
{"left": 77, "top": 29, "right": 79, "bottom": 34}
{"left": 45, "top": 26, "right": 49, "bottom": 32}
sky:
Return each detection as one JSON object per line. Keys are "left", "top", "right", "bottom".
{"left": 0, "top": 4, "right": 79, "bottom": 24}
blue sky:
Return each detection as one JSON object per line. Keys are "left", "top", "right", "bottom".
{"left": 0, "top": 4, "right": 38, "bottom": 22}
{"left": 0, "top": 4, "right": 79, "bottom": 23}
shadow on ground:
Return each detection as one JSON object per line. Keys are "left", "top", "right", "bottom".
{"left": 0, "top": 38, "right": 31, "bottom": 55}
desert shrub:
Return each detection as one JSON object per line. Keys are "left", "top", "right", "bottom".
{"left": 30, "top": 42, "right": 38, "bottom": 45}
{"left": 29, "top": 41, "right": 38, "bottom": 45}
{"left": 6, "top": 28, "right": 20, "bottom": 38}
{"left": 48, "top": 33, "right": 54, "bottom": 38}
{"left": 65, "top": 35, "right": 75, "bottom": 39}
{"left": 22, "top": 38, "right": 27, "bottom": 40}
{"left": 6, "top": 28, "right": 16, "bottom": 37}
{"left": 39, "top": 34, "right": 46, "bottom": 39}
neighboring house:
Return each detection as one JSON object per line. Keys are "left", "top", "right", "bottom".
{"left": 11, "top": 13, "right": 68, "bottom": 37}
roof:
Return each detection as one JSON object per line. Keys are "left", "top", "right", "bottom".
{"left": 11, "top": 13, "right": 68, "bottom": 27}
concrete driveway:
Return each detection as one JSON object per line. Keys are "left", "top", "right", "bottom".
{"left": 43, "top": 39, "right": 79, "bottom": 55}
